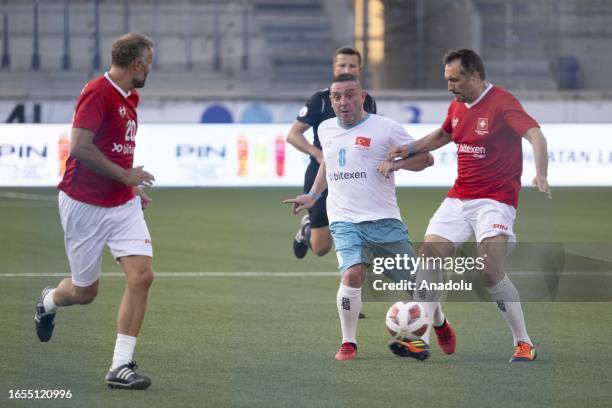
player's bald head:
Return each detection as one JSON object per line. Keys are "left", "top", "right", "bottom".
{"left": 330, "top": 73, "right": 362, "bottom": 90}
{"left": 329, "top": 74, "right": 366, "bottom": 126}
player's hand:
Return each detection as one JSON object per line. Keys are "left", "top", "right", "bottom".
{"left": 123, "top": 166, "right": 155, "bottom": 187}
{"left": 387, "top": 145, "right": 410, "bottom": 161}
{"left": 283, "top": 194, "right": 316, "bottom": 214}
{"left": 134, "top": 186, "right": 153, "bottom": 209}
{"left": 532, "top": 175, "right": 552, "bottom": 199}
{"left": 377, "top": 160, "right": 396, "bottom": 179}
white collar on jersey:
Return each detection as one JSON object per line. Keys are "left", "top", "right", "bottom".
{"left": 104, "top": 72, "right": 132, "bottom": 99}
{"left": 464, "top": 82, "right": 493, "bottom": 109}
{"left": 337, "top": 113, "right": 372, "bottom": 130}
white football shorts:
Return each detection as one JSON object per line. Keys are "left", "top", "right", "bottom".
{"left": 59, "top": 191, "right": 153, "bottom": 287}
{"left": 425, "top": 197, "right": 516, "bottom": 248}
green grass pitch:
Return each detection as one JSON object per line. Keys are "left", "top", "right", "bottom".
{"left": 1, "top": 187, "right": 611, "bottom": 407}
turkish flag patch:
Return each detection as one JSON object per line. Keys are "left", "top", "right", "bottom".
{"left": 355, "top": 136, "right": 371, "bottom": 148}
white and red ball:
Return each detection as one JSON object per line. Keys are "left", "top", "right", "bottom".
{"left": 385, "top": 301, "right": 428, "bottom": 340}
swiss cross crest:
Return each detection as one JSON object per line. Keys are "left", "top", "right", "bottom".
{"left": 452, "top": 118, "right": 459, "bottom": 128}
{"left": 477, "top": 118, "right": 488, "bottom": 131}
{"left": 118, "top": 106, "right": 127, "bottom": 118}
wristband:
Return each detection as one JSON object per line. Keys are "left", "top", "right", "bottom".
{"left": 307, "top": 191, "right": 322, "bottom": 201}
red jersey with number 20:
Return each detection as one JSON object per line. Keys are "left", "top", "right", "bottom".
{"left": 59, "top": 73, "right": 139, "bottom": 207}
{"left": 441, "top": 85, "right": 538, "bottom": 208}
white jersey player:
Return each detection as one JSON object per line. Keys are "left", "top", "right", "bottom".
{"left": 285, "top": 73, "right": 434, "bottom": 361}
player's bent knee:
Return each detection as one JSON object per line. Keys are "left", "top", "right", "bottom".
{"left": 128, "top": 268, "right": 154, "bottom": 289}
{"left": 341, "top": 265, "right": 365, "bottom": 288}
{"left": 121, "top": 256, "right": 154, "bottom": 289}
{"left": 311, "top": 241, "right": 332, "bottom": 256}
{"left": 310, "top": 228, "right": 332, "bottom": 256}
{"left": 421, "top": 236, "right": 454, "bottom": 258}
{"left": 479, "top": 241, "right": 506, "bottom": 266}
{"left": 481, "top": 255, "right": 504, "bottom": 273}
{"left": 143, "top": 269, "right": 155, "bottom": 288}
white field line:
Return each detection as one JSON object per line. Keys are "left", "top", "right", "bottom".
{"left": 0, "top": 271, "right": 610, "bottom": 278}
{"left": 0, "top": 271, "right": 339, "bottom": 278}
{"left": 0, "top": 191, "right": 57, "bottom": 202}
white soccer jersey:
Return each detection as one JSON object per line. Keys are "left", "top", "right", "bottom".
{"left": 318, "top": 113, "right": 414, "bottom": 224}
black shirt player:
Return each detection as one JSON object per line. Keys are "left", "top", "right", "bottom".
{"left": 286, "top": 47, "right": 377, "bottom": 261}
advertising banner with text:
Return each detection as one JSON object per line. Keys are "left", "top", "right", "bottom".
{"left": 0, "top": 124, "right": 610, "bottom": 187}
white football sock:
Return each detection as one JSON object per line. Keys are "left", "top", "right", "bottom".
{"left": 336, "top": 284, "right": 361, "bottom": 345}
{"left": 42, "top": 288, "right": 58, "bottom": 314}
{"left": 486, "top": 274, "right": 532, "bottom": 346}
{"left": 433, "top": 304, "right": 446, "bottom": 327}
{"left": 413, "top": 265, "right": 444, "bottom": 344}
{"left": 419, "top": 302, "right": 439, "bottom": 345}
{"left": 110, "top": 333, "right": 137, "bottom": 370}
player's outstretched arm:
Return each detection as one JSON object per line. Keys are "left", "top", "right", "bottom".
{"left": 523, "top": 127, "right": 552, "bottom": 199}
{"left": 387, "top": 128, "right": 452, "bottom": 160}
{"left": 284, "top": 161, "right": 328, "bottom": 213}
{"left": 377, "top": 153, "right": 434, "bottom": 178}
{"left": 286, "top": 120, "right": 323, "bottom": 163}
{"left": 70, "top": 127, "right": 155, "bottom": 187}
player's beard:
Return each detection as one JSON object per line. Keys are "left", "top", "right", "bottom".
{"left": 452, "top": 92, "right": 465, "bottom": 102}
{"left": 339, "top": 108, "right": 365, "bottom": 126}
{"left": 339, "top": 112, "right": 352, "bottom": 123}
{"left": 133, "top": 75, "right": 147, "bottom": 89}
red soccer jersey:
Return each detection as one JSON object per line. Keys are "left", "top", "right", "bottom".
{"left": 441, "top": 85, "right": 539, "bottom": 208}
{"left": 59, "top": 73, "right": 140, "bottom": 207}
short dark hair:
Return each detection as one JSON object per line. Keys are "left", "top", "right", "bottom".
{"left": 111, "top": 32, "right": 154, "bottom": 68}
{"left": 334, "top": 46, "right": 362, "bottom": 67}
{"left": 330, "top": 73, "right": 361, "bottom": 89}
{"left": 443, "top": 49, "right": 486, "bottom": 80}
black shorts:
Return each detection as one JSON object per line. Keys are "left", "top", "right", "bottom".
{"left": 303, "top": 160, "right": 329, "bottom": 229}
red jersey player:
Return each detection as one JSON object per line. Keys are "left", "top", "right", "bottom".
{"left": 34, "top": 33, "right": 156, "bottom": 388}
{"left": 383, "top": 49, "right": 551, "bottom": 362}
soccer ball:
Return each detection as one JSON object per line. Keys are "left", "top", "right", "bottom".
{"left": 385, "top": 301, "right": 428, "bottom": 340}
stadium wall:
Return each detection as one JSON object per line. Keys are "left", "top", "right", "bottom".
{"left": 3, "top": 98, "right": 612, "bottom": 124}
